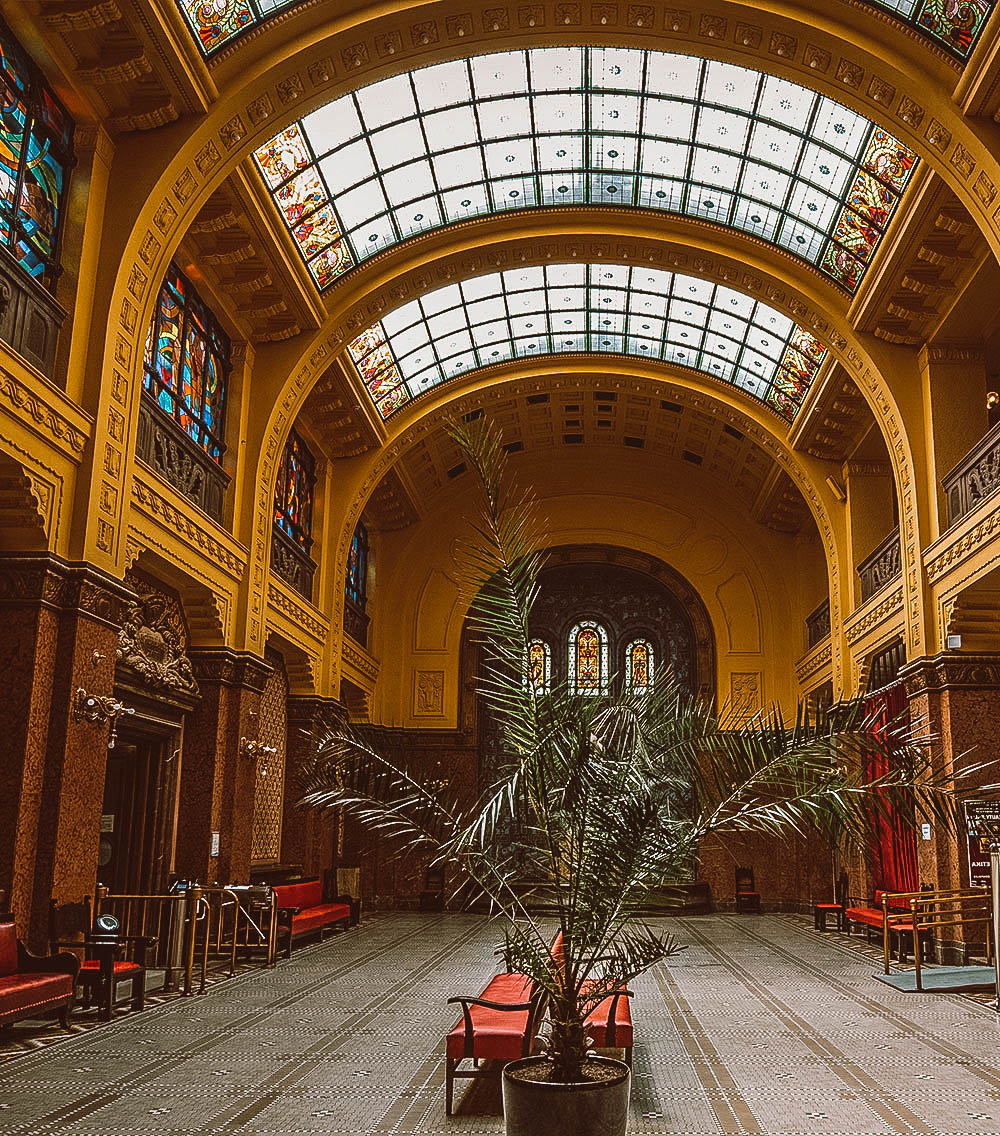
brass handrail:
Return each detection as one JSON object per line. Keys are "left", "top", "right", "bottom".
{"left": 875, "top": 887, "right": 991, "bottom": 984}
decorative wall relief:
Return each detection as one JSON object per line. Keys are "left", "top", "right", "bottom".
{"left": 117, "top": 572, "right": 198, "bottom": 695}
{"left": 414, "top": 670, "right": 445, "bottom": 716}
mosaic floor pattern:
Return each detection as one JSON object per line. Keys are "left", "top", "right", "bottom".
{"left": 1, "top": 912, "right": 999, "bottom": 1135}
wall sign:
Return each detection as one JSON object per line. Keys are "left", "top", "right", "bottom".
{"left": 964, "top": 800, "right": 1000, "bottom": 888}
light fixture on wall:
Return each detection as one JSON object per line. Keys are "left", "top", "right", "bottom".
{"left": 72, "top": 689, "right": 136, "bottom": 749}
{"left": 240, "top": 737, "right": 278, "bottom": 763}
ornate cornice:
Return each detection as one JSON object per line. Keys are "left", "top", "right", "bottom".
{"left": 188, "top": 647, "right": 272, "bottom": 691}
{"left": 266, "top": 576, "right": 328, "bottom": 642}
{"left": 842, "top": 460, "right": 892, "bottom": 477}
{"left": 796, "top": 640, "right": 833, "bottom": 683}
{"left": 902, "top": 651, "right": 1000, "bottom": 695}
{"left": 131, "top": 472, "right": 246, "bottom": 578}
{"left": 286, "top": 693, "right": 347, "bottom": 731}
{"left": 0, "top": 553, "right": 135, "bottom": 629}
{"left": 0, "top": 368, "right": 89, "bottom": 457}
{"left": 919, "top": 344, "right": 986, "bottom": 365}
{"left": 342, "top": 637, "right": 379, "bottom": 682}
{"left": 844, "top": 585, "right": 904, "bottom": 643}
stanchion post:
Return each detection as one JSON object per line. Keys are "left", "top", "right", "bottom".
{"left": 990, "top": 841, "right": 1000, "bottom": 1012}
{"left": 182, "top": 885, "right": 202, "bottom": 996}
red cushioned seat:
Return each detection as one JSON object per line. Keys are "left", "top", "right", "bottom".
{"left": 844, "top": 906, "right": 883, "bottom": 926}
{"left": 79, "top": 959, "right": 143, "bottom": 973}
{"left": 446, "top": 972, "right": 535, "bottom": 1061}
{"left": 0, "top": 972, "right": 72, "bottom": 1016}
{"left": 290, "top": 903, "right": 351, "bottom": 934}
{"left": 274, "top": 879, "right": 323, "bottom": 911}
{"left": 581, "top": 982, "right": 633, "bottom": 1049}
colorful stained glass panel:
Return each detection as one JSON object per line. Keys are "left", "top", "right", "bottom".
{"left": 569, "top": 621, "right": 608, "bottom": 694}
{"left": 626, "top": 639, "right": 653, "bottom": 691}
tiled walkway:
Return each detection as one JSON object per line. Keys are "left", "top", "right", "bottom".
{"left": 2, "top": 913, "right": 1000, "bottom": 1135}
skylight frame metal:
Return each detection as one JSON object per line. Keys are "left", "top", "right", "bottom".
{"left": 347, "top": 262, "right": 828, "bottom": 422}
{"left": 254, "top": 47, "right": 917, "bottom": 296}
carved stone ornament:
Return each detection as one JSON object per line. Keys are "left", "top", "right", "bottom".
{"left": 116, "top": 593, "right": 199, "bottom": 695}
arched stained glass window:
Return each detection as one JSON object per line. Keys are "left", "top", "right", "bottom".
{"left": 569, "top": 621, "right": 608, "bottom": 694}
{"left": 526, "top": 639, "right": 551, "bottom": 693}
{"left": 256, "top": 47, "right": 917, "bottom": 294}
{"left": 625, "top": 639, "right": 654, "bottom": 692}
{"left": 142, "top": 263, "right": 230, "bottom": 461}
{"left": 273, "top": 428, "right": 315, "bottom": 550}
{"left": 345, "top": 521, "right": 369, "bottom": 609}
{"left": 0, "top": 17, "right": 73, "bottom": 289}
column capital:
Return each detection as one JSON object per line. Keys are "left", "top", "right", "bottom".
{"left": 900, "top": 652, "right": 1000, "bottom": 696}
{"left": 0, "top": 553, "right": 135, "bottom": 629}
{"left": 188, "top": 647, "right": 272, "bottom": 692}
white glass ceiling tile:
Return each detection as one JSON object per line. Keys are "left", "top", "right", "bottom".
{"left": 483, "top": 137, "right": 535, "bottom": 179}
{"left": 738, "top": 162, "right": 791, "bottom": 208}
{"left": 696, "top": 107, "right": 752, "bottom": 152}
{"left": 714, "top": 287, "right": 754, "bottom": 319}
{"left": 466, "top": 295, "right": 508, "bottom": 324}
{"left": 382, "top": 161, "right": 435, "bottom": 206}
{"left": 629, "top": 314, "right": 666, "bottom": 340}
{"left": 381, "top": 301, "right": 421, "bottom": 336}
{"left": 515, "top": 335, "right": 548, "bottom": 356}
{"left": 533, "top": 93, "right": 585, "bottom": 133}
{"left": 643, "top": 99, "right": 697, "bottom": 141}
{"left": 529, "top": 47, "right": 584, "bottom": 89}
{"left": 591, "top": 134, "right": 639, "bottom": 171}
{"left": 552, "top": 310, "right": 587, "bottom": 333}
{"left": 701, "top": 60, "right": 761, "bottom": 109}
{"left": 589, "top": 92, "right": 642, "bottom": 133}
{"left": 731, "top": 198, "right": 782, "bottom": 242}
{"left": 666, "top": 320, "right": 704, "bottom": 350}
{"left": 786, "top": 181, "right": 840, "bottom": 231}
{"left": 302, "top": 97, "right": 361, "bottom": 152}
{"left": 508, "top": 266, "right": 546, "bottom": 291}
{"left": 474, "top": 319, "right": 510, "bottom": 347}
{"left": 589, "top": 172, "right": 635, "bottom": 202}
{"left": 590, "top": 46, "right": 644, "bottom": 90}
{"left": 419, "top": 284, "right": 462, "bottom": 317}
{"left": 687, "top": 186, "right": 733, "bottom": 222}
{"left": 441, "top": 184, "right": 491, "bottom": 222}
{"left": 389, "top": 324, "right": 430, "bottom": 359}
{"left": 756, "top": 75, "right": 814, "bottom": 130}
{"left": 692, "top": 149, "right": 742, "bottom": 189}
{"left": 432, "top": 147, "right": 486, "bottom": 190}
{"left": 478, "top": 341, "right": 515, "bottom": 366}
{"left": 747, "top": 121, "right": 803, "bottom": 168}
{"left": 776, "top": 215, "right": 826, "bottom": 262}
{"left": 510, "top": 313, "right": 547, "bottom": 337}
{"left": 702, "top": 353, "right": 736, "bottom": 382}
{"left": 471, "top": 52, "right": 527, "bottom": 99}
{"left": 798, "top": 142, "right": 853, "bottom": 195}
{"left": 349, "top": 213, "right": 396, "bottom": 258}
{"left": 433, "top": 324, "right": 473, "bottom": 355}
{"left": 423, "top": 106, "right": 479, "bottom": 151}
{"left": 370, "top": 120, "right": 427, "bottom": 170}
{"left": 550, "top": 287, "right": 587, "bottom": 310}
{"left": 442, "top": 350, "right": 477, "bottom": 377}
{"left": 356, "top": 73, "right": 417, "bottom": 129}
{"left": 638, "top": 177, "right": 685, "bottom": 211}
{"left": 318, "top": 140, "right": 374, "bottom": 192}
{"left": 639, "top": 137, "right": 688, "bottom": 176}
{"left": 812, "top": 99, "right": 869, "bottom": 158}
{"left": 413, "top": 59, "right": 471, "bottom": 111}
{"left": 642, "top": 54, "right": 697, "bottom": 95}
{"left": 477, "top": 97, "right": 533, "bottom": 141}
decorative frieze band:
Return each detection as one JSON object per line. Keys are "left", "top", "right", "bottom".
{"left": 901, "top": 652, "right": 1000, "bottom": 695}
{"left": 844, "top": 585, "right": 904, "bottom": 643}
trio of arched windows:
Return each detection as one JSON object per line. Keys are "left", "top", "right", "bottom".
{"left": 528, "top": 625, "right": 655, "bottom": 695}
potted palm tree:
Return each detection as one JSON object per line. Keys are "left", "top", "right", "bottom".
{"left": 299, "top": 419, "right": 967, "bottom": 1136}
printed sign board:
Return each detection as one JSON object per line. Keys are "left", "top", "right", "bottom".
{"left": 964, "top": 800, "right": 1000, "bottom": 888}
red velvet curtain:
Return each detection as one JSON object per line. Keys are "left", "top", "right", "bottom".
{"left": 864, "top": 683, "right": 918, "bottom": 893}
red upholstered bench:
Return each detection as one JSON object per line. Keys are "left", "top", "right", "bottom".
{"left": 549, "top": 930, "right": 634, "bottom": 1066}
{"left": 0, "top": 920, "right": 79, "bottom": 1030}
{"left": 445, "top": 970, "right": 543, "bottom": 1116}
{"left": 272, "top": 878, "right": 353, "bottom": 957}
{"left": 844, "top": 890, "right": 927, "bottom": 962}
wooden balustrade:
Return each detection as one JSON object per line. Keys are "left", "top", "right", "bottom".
{"left": 857, "top": 527, "right": 901, "bottom": 604}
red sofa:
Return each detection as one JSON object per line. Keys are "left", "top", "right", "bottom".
{"left": 0, "top": 920, "right": 79, "bottom": 1029}
{"left": 272, "top": 878, "right": 354, "bottom": 957}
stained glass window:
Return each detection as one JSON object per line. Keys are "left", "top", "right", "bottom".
{"left": 346, "top": 520, "right": 369, "bottom": 609}
{"left": 625, "top": 639, "right": 654, "bottom": 692}
{"left": 569, "top": 621, "right": 608, "bottom": 695}
{"left": 256, "top": 47, "right": 916, "bottom": 295}
{"left": 142, "top": 263, "right": 230, "bottom": 460}
{"left": 872, "top": 0, "right": 993, "bottom": 57}
{"left": 0, "top": 18, "right": 73, "bottom": 290}
{"left": 177, "top": 0, "right": 302, "bottom": 55}
{"left": 349, "top": 263, "right": 828, "bottom": 422}
{"left": 273, "top": 428, "right": 315, "bottom": 550}
{"left": 526, "top": 639, "right": 552, "bottom": 693}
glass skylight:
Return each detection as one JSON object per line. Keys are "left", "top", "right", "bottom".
{"left": 254, "top": 47, "right": 917, "bottom": 295}
{"left": 182, "top": 1, "right": 992, "bottom": 60}
{"left": 347, "top": 262, "right": 828, "bottom": 422}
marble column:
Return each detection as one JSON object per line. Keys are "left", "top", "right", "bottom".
{"left": 0, "top": 554, "right": 133, "bottom": 946}
{"left": 176, "top": 649, "right": 271, "bottom": 886}
{"left": 280, "top": 696, "right": 345, "bottom": 881}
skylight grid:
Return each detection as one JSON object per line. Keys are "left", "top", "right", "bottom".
{"left": 255, "top": 48, "right": 917, "bottom": 296}
{"left": 347, "top": 263, "right": 828, "bottom": 422}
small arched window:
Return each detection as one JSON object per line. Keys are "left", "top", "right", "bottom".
{"left": 526, "top": 639, "right": 551, "bottom": 693}
{"left": 625, "top": 638, "right": 654, "bottom": 693}
{"left": 569, "top": 621, "right": 608, "bottom": 695}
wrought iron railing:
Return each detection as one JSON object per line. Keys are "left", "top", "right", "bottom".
{"left": 857, "top": 526, "right": 901, "bottom": 604}
{"left": 943, "top": 421, "right": 1000, "bottom": 529}
{"left": 136, "top": 395, "right": 230, "bottom": 522}
{"left": 271, "top": 525, "right": 316, "bottom": 601}
{"left": 805, "top": 598, "right": 831, "bottom": 648}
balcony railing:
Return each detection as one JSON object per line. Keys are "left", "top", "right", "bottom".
{"left": 343, "top": 598, "right": 370, "bottom": 647}
{"left": 857, "top": 527, "right": 901, "bottom": 604}
{"left": 270, "top": 525, "right": 315, "bottom": 601}
{"left": 805, "top": 599, "right": 831, "bottom": 649}
{"left": 136, "top": 395, "right": 230, "bottom": 522}
{"left": 943, "top": 421, "right": 1000, "bottom": 529}
{"left": 0, "top": 243, "right": 66, "bottom": 379}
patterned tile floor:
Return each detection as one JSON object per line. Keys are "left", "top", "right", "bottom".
{"left": 2, "top": 912, "right": 1000, "bottom": 1135}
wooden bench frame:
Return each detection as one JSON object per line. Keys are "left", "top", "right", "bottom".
{"left": 444, "top": 931, "right": 635, "bottom": 1115}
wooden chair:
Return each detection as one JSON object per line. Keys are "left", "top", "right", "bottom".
{"left": 50, "top": 900, "right": 154, "bottom": 1021}
{"left": 734, "top": 867, "right": 761, "bottom": 914}
{"left": 419, "top": 866, "right": 445, "bottom": 912}
{"left": 814, "top": 871, "right": 849, "bottom": 931}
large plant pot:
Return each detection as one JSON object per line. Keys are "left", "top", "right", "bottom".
{"left": 502, "top": 1055, "right": 630, "bottom": 1136}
